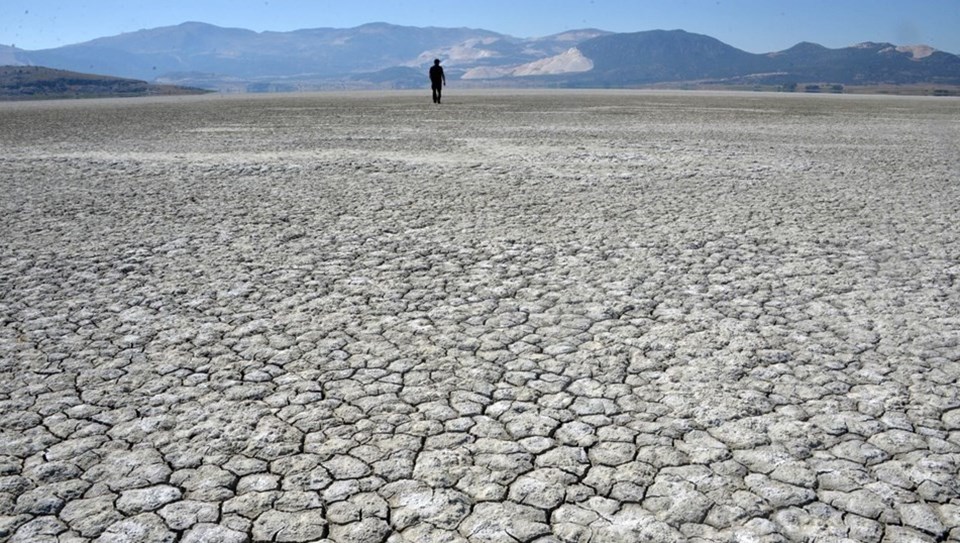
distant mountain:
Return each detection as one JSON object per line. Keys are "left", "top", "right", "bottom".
{"left": 565, "top": 31, "right": 960, "bottom": 87}
{"left": 0, "top": 66, "right": 210, "bottom": 100}
{"left": 0, "top": 45, "right": 23, "bottom": 65}
{"left": 763, "top": 41, "right": 960, "bottom": 85}
{"left": 11, "top": 22, "right": 510, "bottom": 83}
{"left": 5, "top": 23, "right": 959, "bottom": 92}
{"left": 574, "top": 30, "right": 775, "bottom": 84}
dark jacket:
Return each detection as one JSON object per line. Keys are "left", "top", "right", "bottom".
{"left": 429, "top": 65, "right": 445, "bottom": 86}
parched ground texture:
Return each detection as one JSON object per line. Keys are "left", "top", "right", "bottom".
{"left": 1, "top": 90, "right": 958, "bottom": 543}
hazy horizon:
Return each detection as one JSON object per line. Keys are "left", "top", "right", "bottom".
{"left": 3, "top": 0, "right": 959, "bottom": 55}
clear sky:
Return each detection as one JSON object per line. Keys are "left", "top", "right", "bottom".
{"left": 3, "top": 0, "right": 959, "bottom": 54}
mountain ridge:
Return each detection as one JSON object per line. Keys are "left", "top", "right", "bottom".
{"left": 4, "top": 22, "right": 959, "bottom": 92}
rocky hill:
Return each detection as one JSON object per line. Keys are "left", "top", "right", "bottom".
{"left": 0, "top": 66, "right": 211, "bottom": 100}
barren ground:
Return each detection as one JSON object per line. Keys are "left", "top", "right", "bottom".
{"left": 1, "top": 90, "right": 959, "bottom": 542}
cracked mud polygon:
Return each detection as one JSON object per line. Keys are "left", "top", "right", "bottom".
{"left": 1, "top": 90, "right": 958, "bottom": 542}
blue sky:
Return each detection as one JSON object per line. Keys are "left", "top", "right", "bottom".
{"left": 3, "top": 0, "right": 959, "bottom": 54}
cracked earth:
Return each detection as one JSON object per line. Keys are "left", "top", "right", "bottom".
{"left": 1, "top": 90, "right": 958, "bottom": 542}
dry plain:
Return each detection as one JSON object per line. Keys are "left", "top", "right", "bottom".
{"left": 1, "top": 90, "right": 959, "bottom": 542}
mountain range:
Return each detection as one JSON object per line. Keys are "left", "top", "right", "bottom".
{"left": 3, "top": 22, "right": 960, "bottom": 92}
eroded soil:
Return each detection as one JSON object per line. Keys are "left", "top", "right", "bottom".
{"left": 1, "top": 90, "right": 959, "bottom": 542}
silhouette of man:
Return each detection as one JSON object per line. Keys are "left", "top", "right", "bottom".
{"left": 429, "top": 59, "right": 446, "bottom": 104}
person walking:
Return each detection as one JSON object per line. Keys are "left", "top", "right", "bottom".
{"left": 429, "top": 59, "right": 446, "bottom": 104}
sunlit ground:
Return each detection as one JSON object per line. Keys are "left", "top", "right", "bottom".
{"left": 1, "top": 90, "right": 958, "bottom": 542}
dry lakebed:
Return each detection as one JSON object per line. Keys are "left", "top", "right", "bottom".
{"left": 1, "top": 90, "right": 959, "bottom": 542}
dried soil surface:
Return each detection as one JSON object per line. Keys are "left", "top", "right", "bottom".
{"left": 1, "top": 90, "right": 959, "bottom": 542}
